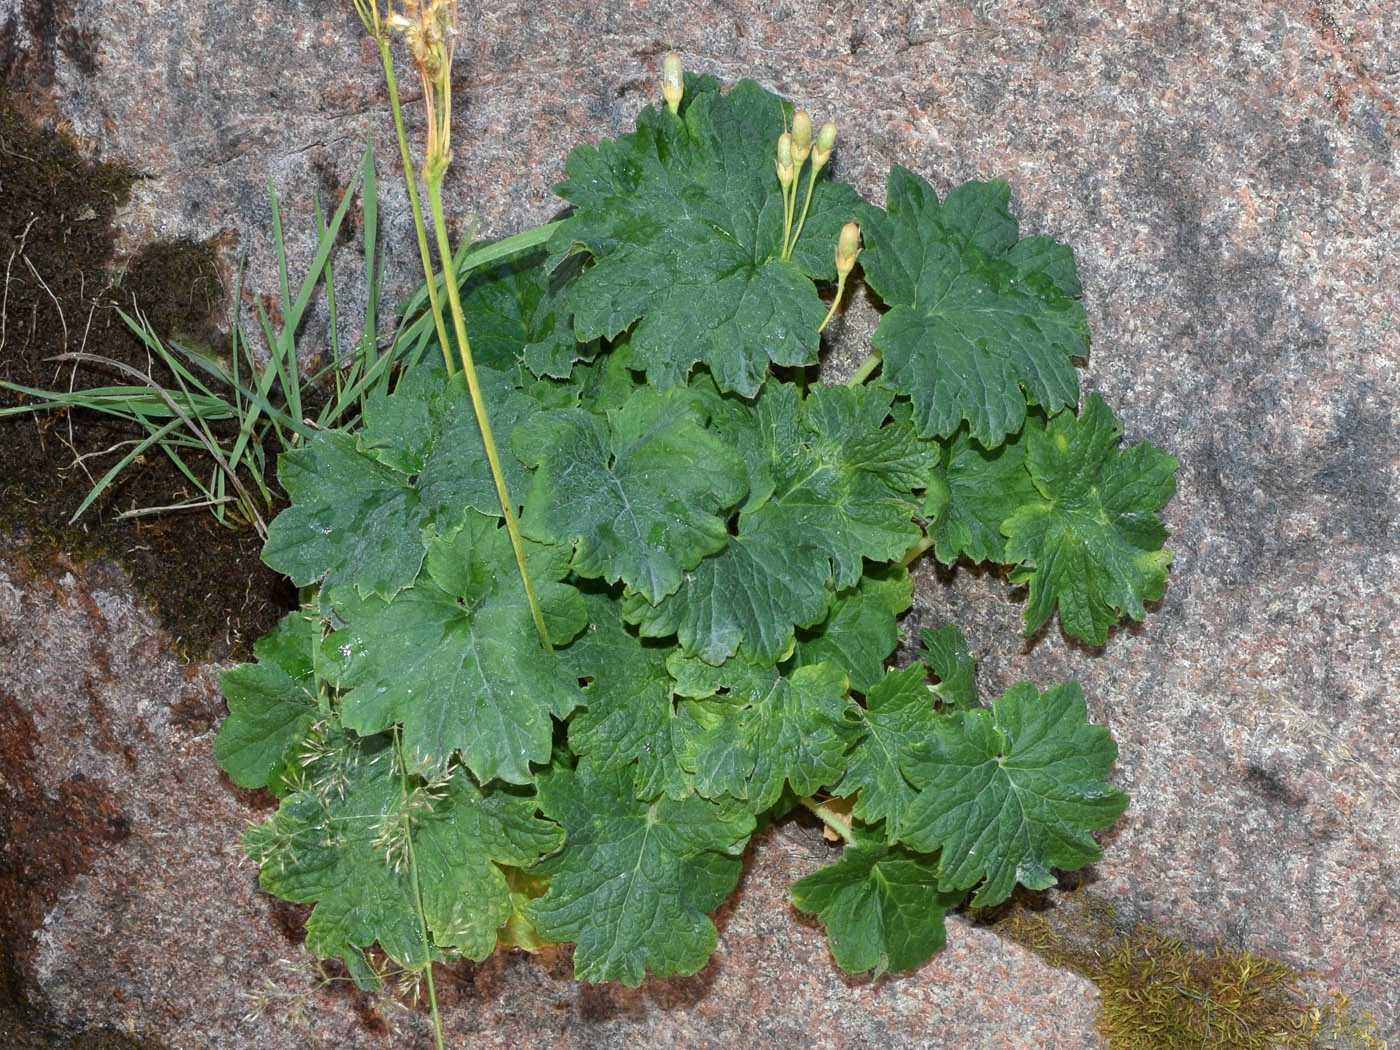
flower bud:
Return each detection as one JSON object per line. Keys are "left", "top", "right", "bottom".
{"left": 775, "top": 158, "right": 794, "bottom": 189}
{"left": 775, "top": 132, "right": 795, "bottom": 189}
{"left": 662, "top": 52, "right": 684, "bottom": 114}
{"left": 835, "top": 221, "right": 861, "bottom": 277}
{"left": 791, "top": 109, "right": 813, "bottom": 165}
{"left": 777, "top": 132, "right": 794, "bottom": 168}
{"left": 812, "top": 120, "right": 837, "bottom": 168}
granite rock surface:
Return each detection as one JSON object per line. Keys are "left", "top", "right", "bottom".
{"left": 2, "top": 0, "right": 1396, "bottom": 1047}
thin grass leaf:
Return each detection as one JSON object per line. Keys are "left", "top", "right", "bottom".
{"left": 267, "top": 186, "right": 303, "bottom": 427}
{"left": 113, "top": 309, "right": 295, "bottom": 501}
{"left": 361, "top": 146, "right": 381, "bottom": 378}
{"left": 116, "top": 308, "right": 225, "bottom": 400}
{"left": 115, "top": 495, "right": 239, "bottom": 520}
{"left": 228, "top": 253, "right": 256, "bottom": 456}
{"left": 52, "top": 351, "right": 269, "bottom": 538}
{"left": 66, "top": 416, "right": 185, "bottom": 522}
{"left": 270, "top": 161, "right": 367, "bottom": 426}
{"left": 313, "top": 193, "right": 344, "bottom": 406}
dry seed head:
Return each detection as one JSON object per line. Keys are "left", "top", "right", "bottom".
{"left": 662, "top": 52, "right": 684, "bottom": 114}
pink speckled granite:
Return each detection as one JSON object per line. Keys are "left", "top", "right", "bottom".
{"left": 0, "top": 550, "right": 1101, "bottom": 1049}
{"left": 2, "top": 0, "right": 1398, "bottom": 1047}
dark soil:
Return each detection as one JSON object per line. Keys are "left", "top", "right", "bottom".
{"left": 0, "top": 89, "right": 296, "bottom": 661}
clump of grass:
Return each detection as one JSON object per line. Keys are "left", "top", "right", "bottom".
{"left": 0, "top": 148, "right": 405, "bottom": 539}
{"left": 987, "top": 888, "right": 1387, "bottom": 1050}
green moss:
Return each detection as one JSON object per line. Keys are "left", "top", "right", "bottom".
{"left": 983, "top": 887, "right": 1387, "bottom": 1050}
{"left": 0, "top": 90, "right": 294, "bottom": 660}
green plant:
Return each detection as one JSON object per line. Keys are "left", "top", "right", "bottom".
{"left": 0, "top": 149, "right": 409, "bottom": 537}
{"left": 214, "top": 47, "right": 1179, "bottom": 1038}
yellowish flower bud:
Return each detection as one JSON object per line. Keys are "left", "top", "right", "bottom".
{"left": 776, "top": 158, "right": 794, "bottom": 189}
{"left": 776, "top": 132, "right": 795, "bottom": 189}
{"left": 812, "top": 120, "right": 837, "bottom": 169}
{"left": 836, "top": 221, "right": 861, "bottom": 276}
{"left": 662, "top": 52, "right": 684, "bottom": 114}
{"left": 777, "top": 132, "right": 794, "bottom": 168}
{"left": 791, "top": 109, "right": 813, "bottom": 165}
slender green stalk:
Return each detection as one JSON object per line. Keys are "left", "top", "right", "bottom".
{"left": 818, "top": 271, "right": 849, "bottom": 332}
{"left": 788, "top": 122, "right": 835, "bottom": 259}
{"left": 900, "top": 534, "right": 933, "bottom": 568}
{"left": 394, "top": 732, "right": 445, "bottom": 1050}
{"left": 375, "top": 37, "right": 454, "bottom": 375}
{"left": 845, "top": 350, "right": 882, "bottom": 386}
{"left": 798, "top": 796, "right": 855, "bottom": 845}
{"left": 354, "top": 0, "right": 454, "bottom": 375}
{"left": 781, "top": 169, "right": 797, "bottom": 260}
{"left": 426, "top": 177, "right": 553, "bottom": 653}
{"left": 787, "top": 167, "right": 819, "bottom": 259}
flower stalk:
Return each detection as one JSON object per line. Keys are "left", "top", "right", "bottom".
{"left": 787, "top": 118, "right": 836, "bottom": 259}
{"left": 820, "top": 220, "right": 861, "bottom": 332}
{"left": 352, "top": 0, "right": 453, "bottom": 374}
{"left": 361, "top": 0, "right": 553, "bottom": 654}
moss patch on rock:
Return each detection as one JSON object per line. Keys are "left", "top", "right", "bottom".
{"left": 0, "top": 90, "right": 294, "bottom": 660}
{"left": 982, "top": 884, "right": 1387, "bottom": 1050}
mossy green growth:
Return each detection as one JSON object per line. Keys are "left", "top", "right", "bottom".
{"left": 986, "top": 888, "right": 1387, "bottom": 1050}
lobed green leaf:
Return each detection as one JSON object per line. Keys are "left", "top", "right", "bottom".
{"left": 552, "top": 78, "right": 865, "bottom": 396}
{"left": 672, "top": 657, "right": 858, "bottom": 813}
{"left": 835, "top": 663, "right": 941, "bottom": 842}
{"left": 861, "top": 171, "right": 1086, "bottom": 446}
{"left": 899, "top": 680, "right": 1129, "bottom": 907}
{"left": 628, "top": 383, "right": 929, "bottom": 665}
{"left": 791, "top": 567, "right": 913, "bottom": 694}
{"left": 245, "top": 735, "right": 563, "bottom": 986}
{"left": 561, "top": 591, "right": 692, "bottom": 801}
{"left": 214, "top": 609, "right": 321, "bottom": 793}
{"left": 322, "top": 513, "right": 586, "bottom": 785}
{"left": 790, "top": 827, "right": 963, "bottom": 976}
{"left": 921, "top": 419, "right": 1039, "bottom": 566}
{"left": 515, "top": 387, "right": 747, "bottom": 604}
{"left": 1002, "top": 394, "right": 1177, "bottom": 645}
{"left": 262, "top": 428, "right": 427, "bottom": 610}
{"left": 526, "top": 759, "right": 756, "bottom": 986}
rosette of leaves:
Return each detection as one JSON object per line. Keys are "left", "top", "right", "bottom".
{"left": 217, "top": 70, "right": 1174, "bottom": 989}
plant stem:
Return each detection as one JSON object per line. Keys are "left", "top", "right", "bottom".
{"left": 395, "top": 732, "right": 446, "bottom": 1050}
{"left": 818, "top": 269, "right": 850, "bottom": 333}
{"left": 798, "top": 796, "right": 855, "bottom": 845}
{"left": 425, "top": 177, "right": 553, "bottom": 653}
{"left": 787, "top": 164, "right": 819, "bottom": 260}
{"left": 782, "top": 170, "right": 798, "bottom": 261}
{"left": 375, "top": 38, "right": 455, "bottom": 375}
{"left": 900, "top": 534, "right": 933, "bottom": 568}
{"left": 845, "top": 350, "right": 882, "bottom": 387}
